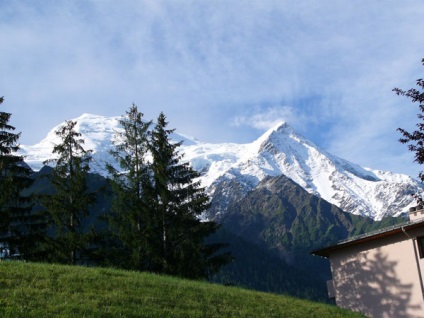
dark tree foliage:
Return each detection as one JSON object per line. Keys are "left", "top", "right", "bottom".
{"left": 0, "top": 97, "right": 43, "bottom": 260}
{"left": 149, "top": 112, "right": 230, "bottom": 279}
{"left": 105, "top": 104, "right": 155, "bottom": 270}
{"left": 105, "top": 106, "right": 230, "bottom": 279}
{"left": 394, "top": 58, "right": 424, "bottom": 181}
{"left": 40, "top": 120, "right": 96, "bottom": 264}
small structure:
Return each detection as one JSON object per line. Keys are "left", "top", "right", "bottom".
{"left": 312, "top": 206, "right": 424, "bottom": 318}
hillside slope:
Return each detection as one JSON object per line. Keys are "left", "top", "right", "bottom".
{"left": 0, "top": 261, "right": 365, "bottom": 318}
{"left": 215, "top": 174, "right": 405, "bottom": 278}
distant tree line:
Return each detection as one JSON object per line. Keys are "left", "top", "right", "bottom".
{"left": 0, "top": 98, "right": 230, "bottom": 279}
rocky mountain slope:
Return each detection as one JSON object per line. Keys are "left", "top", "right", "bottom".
{"left": 20, "top": 113, "right": 423, "bottom": 220}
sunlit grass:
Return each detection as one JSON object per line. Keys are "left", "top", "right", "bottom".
{"left": 0, "top": 261, "right": 364, "bottom": 317}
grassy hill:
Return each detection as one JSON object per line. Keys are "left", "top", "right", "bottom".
{"left": 0, "top": 262, "right": 365, "bottom": 317}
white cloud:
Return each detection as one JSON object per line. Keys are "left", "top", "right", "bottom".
{"left": 232, "top": 105, "right": 309, "bottom": 131}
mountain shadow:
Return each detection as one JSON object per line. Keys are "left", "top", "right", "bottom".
{"left": 208, "top": 227, "right": 329, "bottom": 302}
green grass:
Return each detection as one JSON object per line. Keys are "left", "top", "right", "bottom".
{"left": 0, "top": 261, "right": 364, "bottom": 317}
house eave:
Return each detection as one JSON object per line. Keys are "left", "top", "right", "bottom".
{"left": 311, "top": 218, "right": 424, "bottom": 258}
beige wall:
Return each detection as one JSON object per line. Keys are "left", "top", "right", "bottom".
{"left": 330, "top": 228, "right": 424, "bottom": 318}
{"left": 410, "top": 210, "right": 424, "bottom": 222}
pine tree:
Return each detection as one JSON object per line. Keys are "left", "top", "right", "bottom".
{"left": 40, "top": 120, "right": 96, "bottom": 264}
{"left": 0, "top": 96, "right": 41, "bottom": 260}
{"left": 105, "top": 104, "right": 155, "bottom": 270}
{"left": 394, "top": 58, "right": 424, "bottom": 181}
{"left": 149, "top": 112, "right": 230, "bottom": 279}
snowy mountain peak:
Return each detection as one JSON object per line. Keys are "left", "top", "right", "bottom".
{"left": 20, "top": 114, "right": 423, "bottom": 220}
{"left": 255, "top": 121, "right": 293, "bottom": 144}
{"left": 203, "top": 121, "right": 422, "bottom": 220}
{"left": 20, "top": 114, "right": 122, "bottom": 171}
{"left": 272, "top": 121, "right": 295, "bottom": 135}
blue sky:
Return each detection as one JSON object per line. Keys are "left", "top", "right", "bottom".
{"left": 2, "top": 1, "right": 424, "bottom": 178}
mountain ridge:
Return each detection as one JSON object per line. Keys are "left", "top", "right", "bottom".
{"left": 19, "top": 113, "right": 423, "bottom": 220}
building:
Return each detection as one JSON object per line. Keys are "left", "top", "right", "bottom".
{"left": 312, "top": 208, "right": 424, "bottom": 318}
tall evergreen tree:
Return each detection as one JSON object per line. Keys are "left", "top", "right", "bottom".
{"left": 149, "top": 112, "right": 230, "bottom": 279}
{"left": 105, "top": 104, "right": 154, "bottom": 270}
{"left": 0, "top": 96, "right": 42, "bottom": 260}
{"left": 40, "top": 120, "right": 96, "bottom": 264}
{"left": 394, "top": 58, "right": 424, "bottom": 181}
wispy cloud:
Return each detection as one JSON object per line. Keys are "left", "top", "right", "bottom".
{"left": 1, "top": 1, "right": 424, "bottom": 177}
{"left": 232, "top": 105, "right": 308, "bottom": 131}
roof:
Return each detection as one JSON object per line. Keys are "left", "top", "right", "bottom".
{"left": 311, "top": 217, "right": 424, "bottom": 258}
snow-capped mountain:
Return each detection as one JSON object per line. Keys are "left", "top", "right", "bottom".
{"left": 20, "top": 113, "right": 422, "bottom": 220}
{"left": 21, "top": 114, "right": 122, "bottom": 172}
